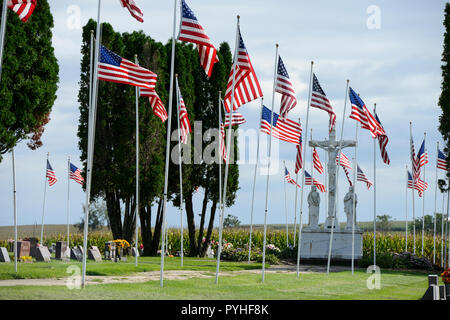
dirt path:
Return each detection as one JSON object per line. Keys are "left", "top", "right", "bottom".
{"left": 0, "top": 264, "right": 355, "bottom": 287}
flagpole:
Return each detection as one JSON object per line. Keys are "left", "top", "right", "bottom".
{"left": 442, "top": 189, "right": 446, "bottom": 267}
{"left": 40, "top": 153, "right": 49, "bottom": 244}
{"left": 446, "top": 190, "right": 450, "bottom": 268}
{"left": 215, "top": 15, "right": 240, "bottom": 285}
{"left": 0, "top": 0, "right": 8, "bottom": 81}
{"left": 218, "top": 92, "right": 223, "bottom": 264}
{"left": 261, "top": 43, "right": 279, "bottom": 283}
{"left": 160, "top": 0, "right": 178, "bottom": 288}
{"left": 410, "top": 122, "right": 416, "bottom": 255}
{"left": 373, "top": 104, "right": 377, "bottom": 267}
{"left": 175, "top": 74, "right": 184, "bottom": 267}
{"left": 296, "top": 61, "right": 314, "bottom": 278}
{"left": 405, "top": 165, "right": 409, "bottom": 252}
{"left": 351, "top": 122, "right": 359, "bottom": 275}
{"left": 12, "top": 148, "right": 17, "bottom": 272}
{"left": 434, "top": 142, "right": 439, "bottom": 264}
{"left": 81, "top": 0, "right": 102, "bottom": 288}
{"left": 292, "top": 117, "right": 301, "bottom": 248}
{"left": 67, "top": 156, "right": 70, "bottom": 252}
{"left": 283, "top": 161, "right": 288, "bottom": 248}
{"left": 326, "top": 80, "right": 350, "bottom": 275}
{"left": 421, "top": 133, "right": 426, "bottom": 256}
{"left": 248, "top": 98, "right": 264, "bottom": 264}
{"left": 134, "top": 55, "right": 140, "bottom": 267}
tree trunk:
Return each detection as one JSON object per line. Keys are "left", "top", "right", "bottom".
{"left": 122, "top": 196, "right": 136, "bottom": 243}
{"left": 140, "top": 204, "right": 152, "bottom": 256}
{"left": 200, "top": 200, "right": 217, "bottom": 257}
{"left": 106, "top": 191, "right": 122, "bottom": 240}
{"left": 196, "top": 186, "right": 209, "bottom": 255}
{"left": 150, "top": 197, "right": 164, "bottom": 256}
{"left": 185, "top": 192, "right": 197, "bottom": 256}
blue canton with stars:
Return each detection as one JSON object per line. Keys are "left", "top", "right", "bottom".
{"left": 238, "top": 30, "right": 247, "bottom": 51}
{"left": 312, "top": 74, "right": 326, "bottom": 95}
{"left": 100, "top": 45, "right": 123, "bottom": 66}
{"left": 261, "top": 105, "right": 279, "bottom": 126}
{"left": 277, "top": 56, "right": 290, "bottom": 78}
{"left": 349, "top": 87, "right": 365, "bottom": 110}
{"left": 181, "top": 0, "right": 198, "bottom": 21}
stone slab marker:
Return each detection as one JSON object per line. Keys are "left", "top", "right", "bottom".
{"left": 35, "top": 246, "right": 51, "bottom": 262}
{"left": 55, "top": 241, "right": 68, "bottom": 259}
{"left": 88, "top": 246, "right": 102, "bottom": 262}
{"left": 0, "top": 247, "right": 10, "bottom": 263}
{"left": 70, "top": 247, "right": 83, "bottom": 261}
{"left": 16, "top": 241, "right": 30, "bottom": 258}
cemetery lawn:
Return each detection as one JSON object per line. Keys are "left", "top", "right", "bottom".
{"left": 0, "top": 261, "right": 430, "bottom": 300}
{"left": 0, "top": 256, "right": 261, "bottom": 280}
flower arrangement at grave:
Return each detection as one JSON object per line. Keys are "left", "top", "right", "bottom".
{"left": 113, "top": 239, "right": 130, "bottom": 249}
{"left": 20, "top": 256, "right": 32, "bottom": 263}
{"left": 266, "top": 244, "right": 281, "bottom": 254}
{"left": 441, "top": 268, "right": 450, "bottom": 284}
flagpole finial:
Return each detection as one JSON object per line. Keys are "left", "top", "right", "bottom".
{"left": 311, "top": 61, "right": 314, "bottom": 65}
{"left": 276, "top": 43, "right": 279, "bottom": 48}
{"left": 237, "top": 15, "right": 240, "bottom": 21}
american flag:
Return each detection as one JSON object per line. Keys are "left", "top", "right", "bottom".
{"left": 119, "top": 0, "right": 144, "bottom": 23}
{"left": 178, "top": 0, "right": 218, "bottom": 77}
{"left": 311, "top": 74, "right": 336, "bottom": 133}
{"left": 7, "top": 0, "right": 36, "bottom": 22}
{"left": 285, "top": 167, "right": 300, "bottom": 188}
{"left": 417, "top": 140, "right": 428, "bottom": 168}
{"left": 176, "top": 82, "right": 192, "bottom": 144}
{"left": 341, "top": 166, "right": 353, "bottom": 186}
{"left": 98, "top": 45, "right": 157, "bottom": 90}
{"left": 410, "top": 136, "right": 420, "bottom": 183}
{"left": 69, "top": 163, "right": 84, "bottom": 185}
{"left": 305, "top": 170, "right": 326, "bottom": 192}
{"left": 260, "top": 105, "right": 302, "bottom": 145}
{"left": 407, "top": 170, "right": 428, "bottom": 197}
{"left": 349, "top": 87, "right": 381, "bottom": 138}
{"left": 46, "top": 160, "right": 57, "bottom": 187}
{"left": 224, "top": 111, "right": 246, "bottom": 127}
{"left": 374, "top": 112, "right": 390, "bottom": 165}
{"left": 437, "top": 149, "right": 447, "bottom": 171}
{"left": 336, "top": 152, "right": 352, "bottom": 170}
{"left": 223, "top": 27, "right": 263, "bottom": 112}
{"left": 275, "top": 56, "right": 297, "bottom": 118}
{"left": 295, "top": 135, "right": 303, "bottom": 174}
{"left": 312, "top": 147, "right": 324, "bottom": 174}
{"left": 220, "top": 123, "right": 227, "bottom": 163}
{"left": 139, "top": 88, "right": 168, "bottom": 122}
{"left": 357, "top": 165, "right": 373, "bottom": 190}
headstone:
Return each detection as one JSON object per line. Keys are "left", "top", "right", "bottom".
{"left": 77, "top": 245, "right": 84, "bottom": 256}
{"left": 439, "top": 285, "right": 447, "bottom": 300}
{"left": 131, "top": 247, "right": 139, "bottom": 257}
{"left": 55, "top": 241, "right": 68, "bottom": 259}
{"left": 16, "top": 241, "right": 30, "bottom": 258}
{"left": 104, "top": 241, "right": 116, "bottom": 260}
{"left": 48, "top": 243, "right": 56, "bottom": 254}
{"left": 206, "top": 244, "right": 214, "bottom": 258}
{"left": 88, "top": 246, "right": 102, "bottom": 262}
{"left": 70, "top": 247, "right": 83, "bottom": 261}
{"left": 428, "top": 275, "right": 439, "bottom": 286}
{"left": 28, "top": 238, "right": 39, "bottom": 258}
{"left": 35, "top": 246, "right": 51, "bottom": 262}
{"left": 0, "top": 247, "right": 10, "bottom": 263}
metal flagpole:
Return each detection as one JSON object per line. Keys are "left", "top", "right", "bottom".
{"left": 218, "top": 92, "right": 223, "bottom": 263}
{"left": 446, "top": 191, "right": 450, "bottom": 268}
{"left": 410, "top": 122, "right": 416, "bottom": 255}
{"left": 134, "top": 55, "right": 140, "bottom": 267}
{"left": 373, "top": 104, "right": 377, "bottom": 267}
{"left": 292, "top": 117, "right": 301, "bottom": 248}
{"left": 405, "top": 165, "right": 409, "bottom": 252}
{"left": 351, "top": 123, "right": 359, "bottom": 275}
{"left": 296, "top": 61, "right": 314, "bottom": 278}
{"left": 248, "top": 98, "right": 264, "bottom": 264}
{"left": 421, "top": 133, "right": 426, "bottom": 256}
{"left": 40, "top": 153, "right": 49, "bottom": 244}
{"left": 175, "top": 74, "right": 184, "bottom": 267}
{"left": 215, "top": 15, "right": 240, "bottom": 285}
{"left": 261, "top": 43, "right": 278, "bottom": 283}
{"left": 67, "top": 156, "right": 70, "bottom": 252}
{"left": 442, "top": 190, "right": 446, "bottom": 267}
{"left": 0, "top": 0, "right": 8, "bottom": 81}
{"left": 326, "top": 80, "right": 350, "bottom": 275}
{"left": 82, "top": 0, "right": 102, "bottom": 288}
{"left": 284, "top": 161, "right": 289, "bottom": 247}
{"left": 433, "top": 142, "right": 439, "bottom": 264}
{"left": 12, "top": 148, "right": 17, "bottom": 272}
{"left": 160, "top": 0, "right": 178, "bottom": 288}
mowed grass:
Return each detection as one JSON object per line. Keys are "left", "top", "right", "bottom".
{"left": 0, "top": 256, "right": 262, "bottom": 280}
{"left": 0, "top": 269, "right": 428, "bottom": 300}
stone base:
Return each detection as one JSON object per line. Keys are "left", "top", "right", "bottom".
{"left": 299, "top": 229, "right": 363, "bottom": 260}
{"left": 323, "top": 216, "right": 340, "bottom": 231}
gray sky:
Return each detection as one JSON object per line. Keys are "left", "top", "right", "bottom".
{"left": 0, "top": 0, "right": 447, "bottom": 230}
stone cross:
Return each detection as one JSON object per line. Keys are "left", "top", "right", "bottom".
{"left": 309, "top": 127, "right": 356, "bottom": 230}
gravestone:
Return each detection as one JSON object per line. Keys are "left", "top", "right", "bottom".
{"left": 16, "top": 241, "right": 30, "bottom": 258}
{"left": 428, "top": 274, "right": 439, "bottom": 286}
{"left": 28, "top": 238, "right": 39, "bottom": 258}
{"left": 439, "top": 285, "right": 447, "bottom": 300}
{"left": 49, "top": 243, "right": 56, "bottom": 254}
{"left": 131, "top": 247, "right": 139, "bottom": 257}
{"left": 88, "top": 246, "right": 102, "bottom": 262}
{"left": 206, "top": 244, "right": 214, "bottom": 258}
{"left": 0, "top": 247, "right": 10, "bottom": 263}
{"left": 55, "top": 242, "right": 68, "bottom": 260}
{"left": 422, "top": 275, "right": 445, "bottom": 300}
{"left": 77, "top": 245, "right": 84, "bottom": 257}
{"left": 104, "top": 241, "right": 116, "bottom": 260}
{"left": 70, "top": 247, "right": 83, "bottom": 261}
{"left": 35, "top": 246, "right": 51, "bottom": 262}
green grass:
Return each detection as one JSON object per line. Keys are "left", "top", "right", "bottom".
{"left": 0, "top": 269, "right": 429, "bottom": 300}
{"left": 0, "top": 256, "right": 263, "bottom": 280}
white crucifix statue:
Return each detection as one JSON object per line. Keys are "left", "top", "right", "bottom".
{"left": 309, "top": 127, "right": 356, "bottom": 231}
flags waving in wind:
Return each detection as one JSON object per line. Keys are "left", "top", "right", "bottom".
{"left": 69, "top": 163, "right": 84, "bottom": 185}
{"left": 46, "top": 160, "right": 57, "bottom": 186}
{"left": 139, "top": 88, "right": 168, "bottom": 122}
{"left": 176, "top": 82, "right": 192, "bottom": 144}
{"left": 305, "top": 170, "right": 326, "bottom": 192}
{"left": 374, "top": 112, "right": 390, "bottom": 165}
{"left": 7, "top": 0, "right": 36, "bottom": 22}
{"left": 357, "top": 165, "right": 373, "bottom": 190}
{"left": 437, "top": 149, "right": 448, "bottom": 171}
{"left": 311, "top": 74, "right": 336, "bottom": 133}
{"left": 312, "top": 148, "right": 324, "bottom": 174}
{"left": 285, "top": 167, "right": 301, "bottom": 188}
{"left": 295, "top": 135, "right": 303, "bottom": 174}
{"left": 275, "top": 56, "right": 297, "bottom": 119}
{"left": 408, "top": 170, "right": 428, "bottom": 197}
{"left": 119, "top": 0, "right": 144, "bottom": 23}
{"left": 178, "top": 0, "right": 218, "bottom": 77}
{"left": 260, "top": 106, "right": 302, "bottom": 145}
{"left": 224, "top": 27, "right": 263, "bottom": 112}
{"left": 349, "top": 87, "right": 380, "bottom": 138}
{"left": 417, "top": 140, "right": 428, "bottom": 168}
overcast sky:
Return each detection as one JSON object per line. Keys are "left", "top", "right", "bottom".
{"left": 0, "top": 0, "right": 448, "bottom": 232}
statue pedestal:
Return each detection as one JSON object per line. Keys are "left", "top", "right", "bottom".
{"left": 299, "top": 229, "right": 363, "bottom": 260}
{"left": 324, "top": 216, "right": 340, "bottom": 231}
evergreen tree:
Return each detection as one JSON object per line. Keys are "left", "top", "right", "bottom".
{"left": 0, "top": 0, "right": 59, "bottom": 160}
